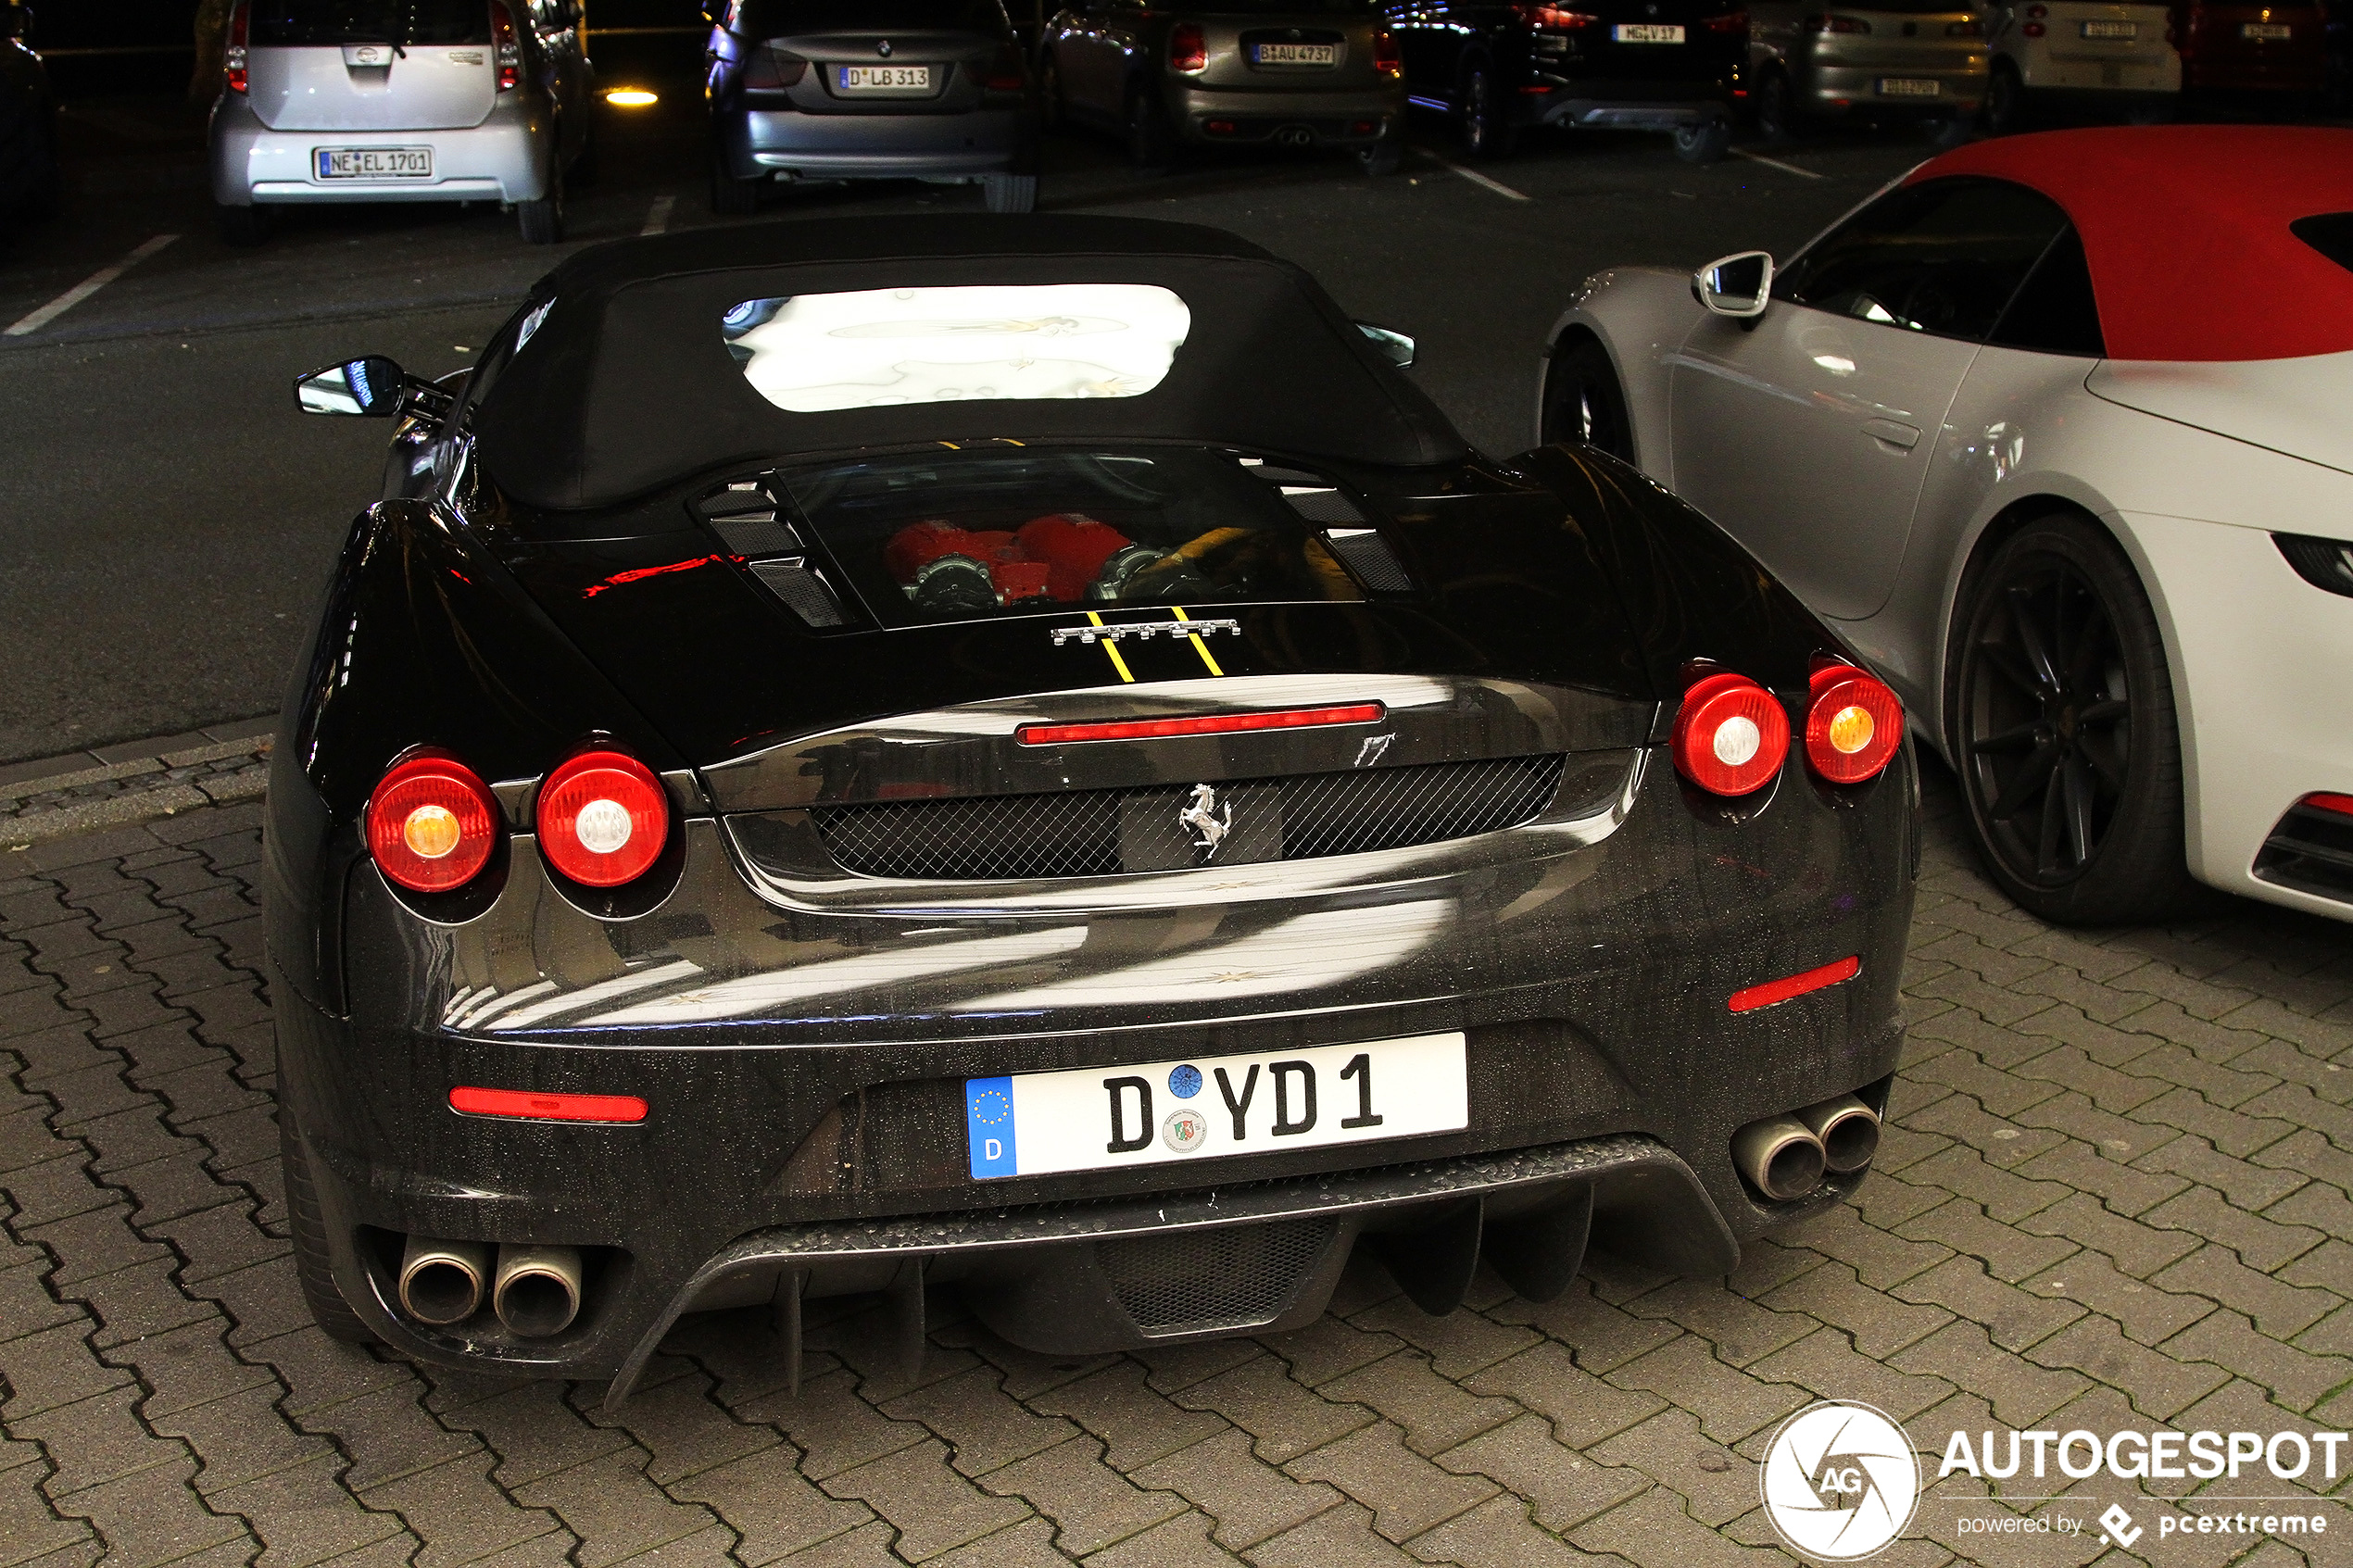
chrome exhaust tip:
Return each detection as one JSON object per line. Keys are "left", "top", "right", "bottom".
{"left": 398, "top": 1236, "right": 491, "bottom": 1325}
{"left": 1732, "top": 1113, "right": 1828, "bottom": 1201}
{"left": 493, "top": 1244, "right": 583, "bottom": 1337}
{"left": 1796, "top": 1093, "right": 1881, "bottom": 1174}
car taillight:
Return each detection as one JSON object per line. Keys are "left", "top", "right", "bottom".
{"left": 1815, "top": 13, "right": 1871, "bottom": 31}
{"left": 367, "top": 751, "right": 501, "bottom": 893}
{"left": 1373, "top": 27, "right": 1403, "bottom": 74}
{"left": 2022, "top": 19, "right": 2045, "bottom": 33}
{"left": 1672, "top": 673, "right": 1790, "bottom": 797}
{"left": 745, "top": 46, "right": 807, "bottom": 88}
{"left": 535, "top": 749, "right": 669, "bottom": 887}
{"left": 1170, "top": 21, "right": 1207, "bottom": 71}
{"left": 983, "top": 44, "right": 1026, "bottom": 91}
{"left": 491, "top": 0, "right": 520, "bottom": 91}
{"left": 1945, "top": 17, "right": 1981, "bottom": 34}
{"left": 225, "top": 0, "right": 249, "bottom": 94}
{"left": 1704, "top": 10, "right": 1750, "bottom": 31}
{"left": 1804, "top": 663, "right": 1903, "bottom": 784}
{"left": 1513, "top": 2, "right": 1599, "bottom": 27}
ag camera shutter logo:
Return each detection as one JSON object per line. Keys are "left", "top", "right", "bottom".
{"left": 1762, "top": 1401, "right": 1921, "bottom": 1560}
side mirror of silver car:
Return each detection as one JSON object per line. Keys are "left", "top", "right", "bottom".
{"left": 1692, "top": 251, "right": 1774, "bottom": 319}
{"left": 296, "top": 356, "right": 407, "bottom": 416}
{"left": 1355, "top": 321, "right": 1416, "bottom": 368}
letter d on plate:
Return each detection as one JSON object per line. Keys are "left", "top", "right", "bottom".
{"left": 966, "top": 1077, "right": 1017, "bottom": 1178}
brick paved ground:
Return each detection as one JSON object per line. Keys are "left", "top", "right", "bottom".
{"left": 4, "top": 767, "right": 2351, "bottom": 1568}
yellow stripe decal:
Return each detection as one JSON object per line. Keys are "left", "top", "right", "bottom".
{"left": 1171, "top": 606, "right": 1225, "bottom": 677}
{"left": 1087, "top": 610, "right": 1136, "bottom": 683}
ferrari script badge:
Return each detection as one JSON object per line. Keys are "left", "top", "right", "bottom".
{"left": 1179, "top": 784, "right": 1233, "bottom": 859}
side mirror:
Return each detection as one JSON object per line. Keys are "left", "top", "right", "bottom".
{"left": 1354, "top": 320, "right": 1416, "bottom": 368}
{"left": 296, "top": 356, "right": 407, "bottom": 416}
{"left": 1692, "top": 251, "right": 1774, "bottom": 319}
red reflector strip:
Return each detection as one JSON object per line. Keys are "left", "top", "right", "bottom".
{"left": 1729, "top": 954, "right": 1861, "bottom": 1013}
{"left": 449, "top": 1086, "right": 648, "bottom": 1123}
{"left": 2306, "top": 792, "right": 2353, "bottom": 818}
{"left": 1017, "top": 703, "right": 1385, "bottom": 746}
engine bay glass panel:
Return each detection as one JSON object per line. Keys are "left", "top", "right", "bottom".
{"left": 777, "top": 446, "right": 1365, "bottom": 623}
{"left": 722, "top": 284, "right": 1192, "bottom": 412}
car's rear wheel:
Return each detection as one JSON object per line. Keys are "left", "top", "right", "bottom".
{"left": 709, "top": 144, "right": 763, "bottom": 214}
{"left": 1358, "top": 129, "right": 1404, "bottom": 175}
{"left": 1458, "top": 63, "right": 1518, "bottom": 159}
{"left": 1126, "top": 88, "right": 1176, "bottom": 171}
{"left": 1922, "top": 110, "right": 1971, "bottom": 146}
{"left": 215, "top": 202, "right": 268, "bottom": 245}
{"left": 1540, "top": 338, "right": 1635, "bottom": 462}
{"left": 517, "top": 153, "right": 564, "bottom": 244}
{"left": 1949, "top": 513, "right": 2199, "bottom": 924}
{"left": 982, "top": 171, "right": 1038, "bottom": 212}
{"left": 568, "top": 125, "right": 599, "bottom": 186}
{"left": 1754, "top": 69, "right": 1801, "bottom": 144}
{"left": 1671, "top": 119, "right": 1730, "bottom": 162}
{"left": 282, "top": 1115, "right": 377, "bottom": 1345}
{"left": 1038, "top": 52, "right": 1068, "bottom": 132}
{"left": 1983, "top": 59, "right": 2027, "bottom": 134}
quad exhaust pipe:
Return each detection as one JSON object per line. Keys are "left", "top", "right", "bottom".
{"left": 493, "top": 1244, "right": 584, "bottom": 1337}
{"left": 398, "top": 1237, "right": 491, "bottom": 1325}
{"left": 1732, "top": 1094, "right": 1881, "bottom": 1201}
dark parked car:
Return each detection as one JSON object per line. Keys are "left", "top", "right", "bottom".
{"left": 2171, "top": 0, "right": 2328, "bottom": 105}
{"left": 1381, "top": 0, "right": 1747, "bottom": 161}
{"left": 705, "top": 0, "right": 1038, "bottom": 213}
{"left": 0, "top": 0, "right": 58, "bottom": 226}
{"left": 1037, "top": 0, "right": 1408, "bottom": 172}
{"left": 271, "top": 216, "right": 1914, "bottom": 1399}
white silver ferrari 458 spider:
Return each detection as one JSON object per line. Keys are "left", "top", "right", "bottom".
{"left": 1540, "top": 125, "right": 2353, "bottom": 925}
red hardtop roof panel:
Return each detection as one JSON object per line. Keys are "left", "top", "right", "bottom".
{"left": 1909, "top": 126, "right": 2353, "bottom": 363}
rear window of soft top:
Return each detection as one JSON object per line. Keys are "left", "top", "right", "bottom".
{"left": 252, "top": 0, "right": 490, "bottom": 46}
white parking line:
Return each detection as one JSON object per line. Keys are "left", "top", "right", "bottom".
{"left": 640, "top": 194, "right": 676, "bottom": 236}
{"left": 5, "top": 234, "right": 181, "bottom": 338}
{"left": 1418, "top": 150, "right": 1531, "bottom": 203}
{"left": 1731, "top": 148, "right": 1825, "bottom": 181}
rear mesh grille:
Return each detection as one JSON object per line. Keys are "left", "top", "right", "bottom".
{"left": 808, "top": 754, "right": 1566, "bottom": 881}
{"left": 1101, "top": 1217, "right": 1337, "bottom": 1336}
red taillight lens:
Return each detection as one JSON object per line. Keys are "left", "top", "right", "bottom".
{"left": 983, "top": 44, "right": 1025, "bottom": 91}
{"left": 491, "top": 0, "right": 520, "bottom": 90}
{"left": 451, "top": 1086, "right": 648, "bottom": 1123}
{"left": 226, "top": 0, "right": 250, "bottom": 93}
{"left": 1373, "top": 27, "right": 1403, "bottom": 73}
{"left": 1730, "top": 954, "right": 1860, "bottom": 1012}
{"left": 1018, "top": 703, "right": 1385, "bottom": 746}
{"left": 367, "top": 752, "right": 500, "bottom": 893}
{"left": 1671, "top": 673, "right": 1790, "bottom": 797}
{"left": 1704, "top": 9, "right": 1749, "bottom": 30}
{"left": 745, "top": 46, "right": 808, "bottom": 88}
{"left": 2022, "top": 19, "right": 2045, "bottom": 33}
{"left": 536, "top": 749, "right": 669, "bottom": 887}
{"left": 1170, "top": 22, "right": 1208, "bottom": 71}
{"left": 1514, "top": 2, "right": 1599, "bottom": 25}
{"left": 1805, "top": 664, "right": 1903, "bottom": 784}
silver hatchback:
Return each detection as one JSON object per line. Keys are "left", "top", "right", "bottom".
{"left": 208, "top": 0, "right": 594, "bottom": 245}
{"left": 1750, "top": 0, "right": 1988, "bottom": 138}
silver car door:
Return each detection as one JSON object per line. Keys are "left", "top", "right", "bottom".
{"left": 1667, "top": 176, "right": 2071, "bottom": 623}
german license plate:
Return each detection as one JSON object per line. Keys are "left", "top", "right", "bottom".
{"left": 1253, "top": 42, "right": 1338, "bottom": 63}
{"left": 1614, "top": 22, "right": 1686, "bottom": 41}
{"left": 964, "top": 1031, "right": 1468, "bottom": 1179}
{"left": 1877, "top": 76, "right": 1943, "bottom": 95}
{"left": 2081, "top": 19, "right": 2137, "bottom": 37}
{"left": 2242, "top": 19, "right": 2291, "bottom": 37}
{"left": 836, "top": 64, "right": 935, "bottom": 92}
{"left": 316, "top": 145, "right": 433, "bottom": 180}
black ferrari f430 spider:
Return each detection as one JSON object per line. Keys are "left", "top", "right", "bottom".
{"left": 270, "top": 216, "right": 1915, "bottom": 1404}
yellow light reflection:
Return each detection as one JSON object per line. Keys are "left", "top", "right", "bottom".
{"left": 605, "top": 87, "right": 659, "bottom": 107}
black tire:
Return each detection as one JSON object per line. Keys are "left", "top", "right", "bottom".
{"left": 1038, "top": 51, "right": 1067, "bottom": 132}
{"left": 1755, "top": 69, "right": 1800, "bottom": 144}
{"left": 1922, "top": 110, "right": 1971, "bottom": 147}
{"left": 1539, "top": 337, "right": 1635, "bottom": 463}
{"left": 1126, "top": 88, "right": 1176, "bottom": 171}
{"left": 282, "top": 1116, "right": 378, "bottom": 1345}
{"left": 709, "top": 144, "right": 762, "bottom": 214}
{"left": 568, "top": 126, "right": 599, "bottom": 187}
{"left": 1671, "top": 118, "right": 1730, "bottom": 162}
{"left": 982, "top": 171, "right": 1038, "bottom": 212}
{"left": 1358, "top": 130, "right": 1403, "bottom": 175}
{"left": 1947, "top": 513, "right": 2200, "bottom": 924}
{"left": 516, "top": 153, "right": 564, "bottom": 244}
{"left": 215, "top": 201, "right": 267, "bottom": 245}
{"left": 1458, "top": 63, "right": 1519, "bottom": 159}
{"left": 1983, "top": 59, "right": 2027, "bottom": 134}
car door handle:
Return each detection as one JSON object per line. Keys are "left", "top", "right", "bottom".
{"left": 1862, "top": 418, "right": 1921, "bottom": 450}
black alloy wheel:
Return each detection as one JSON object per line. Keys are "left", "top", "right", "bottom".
{"left": 1983, "top": 59, "right": 2026, "bottom": 134}
{"left": 1038, "top": 52, "right": 1067, "bottom": 132}
{"left": 1950, "top": 514, "right": 2197, "bottom": 924}
{"left": 517, "top": 145, "right": 565, "bottom": 243}
{"left": 1671, "top": 118, "right": 1730, "bottom": 162}
{"left": 1459, "top": 63, "right": 1518, "bottom": 159}
{"left": 1359, "top": 129, "right": 1404, "bottom": 175}
{"left": 1540, "top": 338, "right": 1634, "bottom": 462}
{"left": 710, "top": 144, "right": 762, "bottom": 214}
{"left": 1755, "top": 69, "right": 1799, "bottom": 144}
{"left": 282, "top": 1117, "right": 377, "bottom": 1344}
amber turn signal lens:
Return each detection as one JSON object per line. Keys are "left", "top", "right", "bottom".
{"left": 1805, "top": 664, "right": 1903, "bottom": 784}
{"left": 536, "top": 749, "right": 668, "bottom": 887}
{"left": 367, "top": 752, "right": 500, "bottom": 893}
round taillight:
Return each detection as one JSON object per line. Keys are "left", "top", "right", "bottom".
{"left": 536, "top": 750, "right": 668, "bottom": 887}
{"left": 367, "top": 752, "right": 500, "bottom": 893}
{"left": 1671, "top": 672, "right": 1791, "bottom": 797}
{"left": 1806, "top": 664, "right": 1904, "bottom": 784}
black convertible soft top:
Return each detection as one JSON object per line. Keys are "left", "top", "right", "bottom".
{"left": 474, "top": 216, "right": 1470, "bottom": 512}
